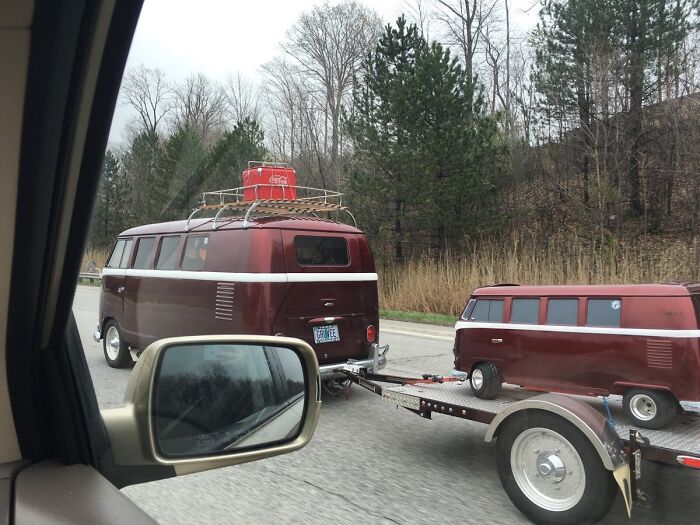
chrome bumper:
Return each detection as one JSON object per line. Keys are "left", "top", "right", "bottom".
{"left": 93, "top": 325, "right": 101, "bottom": 342}
{"left": 319, "top": 343, "right": 389, "bottom": 379}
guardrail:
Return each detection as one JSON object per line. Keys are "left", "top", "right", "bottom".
{"left": 78, "top": 272, "right": 102, "bottom": 284}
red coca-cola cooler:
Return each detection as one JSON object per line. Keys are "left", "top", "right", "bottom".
{"left": 242, "top": 162, "right": 297, "bottom": 201}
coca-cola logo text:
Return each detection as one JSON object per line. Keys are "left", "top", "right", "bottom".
{"left": 268, "top": 174, "right": 289, "bottom": 185}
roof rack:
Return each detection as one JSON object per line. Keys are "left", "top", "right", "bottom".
{"left": 185, "top": 184, "right": 357, "bottom": 231}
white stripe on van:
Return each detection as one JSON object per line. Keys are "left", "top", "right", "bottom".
{"left": 101, "top": 268, "right": 378, "bottom": 283}
{"left": 454, "top": 321, "right": 700, "bottom": 339}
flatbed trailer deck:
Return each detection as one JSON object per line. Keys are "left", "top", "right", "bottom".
{"left": 340, "top": 366, "right": 700, "bottom": 524}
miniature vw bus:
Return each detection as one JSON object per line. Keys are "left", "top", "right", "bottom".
{"left": 94, "top": 162, "right": 388, "bottom": 388}
{"left": 453, "top": 283, "right": 700, "bottom": 429}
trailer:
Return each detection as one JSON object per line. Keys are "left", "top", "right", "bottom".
{"left": 338, "top": 364, "right": 700, "bottom": 525}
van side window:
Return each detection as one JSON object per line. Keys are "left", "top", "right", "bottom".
{"left": 295, "top": 236, "right": 349, "bottom": 266}
{"left": 181, "top": 235, "right": 209, "bottom": 271}
{"left": 469, "top": 299, "right": 504, "bottom": 322}
{"left": 586, "top": 298, "right": 621, "bottom": 327}
{"left": 546, "top": 299, "right": 578, "bottom": 325}
{"left": 156, "top": 236, "right": 181, "bottom": 270}
{"left": 132, "top": 237, "right": 155, "bottom": 269}
{"left": 106, "top": 239, "right": 126, "bottom": 268}
{"left": 511, "top": 298, "right": 539, "bottom": 324}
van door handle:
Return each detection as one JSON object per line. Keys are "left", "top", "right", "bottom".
{"left": 117, "top": 286, "right": 125, "bottom": 294}
{"left": 491, "top": 338, "right": 503, "bottom": 344}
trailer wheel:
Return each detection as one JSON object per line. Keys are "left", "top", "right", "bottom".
{"left": 470, "top": 362, "right": 502, "bottom": 399}
{"left": 496, "top": 412, "right": 616, "bottom": 525}
{"left": 103, "top": 320, "right": 132, "bottom": 369}
{"left": 623, "top": 389, "right": 679, "bottom": 429}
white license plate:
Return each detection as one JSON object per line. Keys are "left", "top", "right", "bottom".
{"left": 313, "top": 324, "right": 340, "bottom": 344}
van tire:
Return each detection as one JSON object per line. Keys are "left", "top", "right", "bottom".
{"left": 470, "top": 362, "right": 502, "bottom": 399}
{"left": 496, "top": 411, "right": 617, "bottom": 525}
{"left": 623, "top": 389, "right": 679, "bottom": 429}
{"left": 103, "top": 320, "right": 131, "bottom": 368}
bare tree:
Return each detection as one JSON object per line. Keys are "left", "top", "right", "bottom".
{"left": 282, "top": 1, "right": 382, "bottom": 185}
{"left": 435, "top": 0, "right": 498, "bottom": 82}
{"left": 172, "top": 73, "right": 227, "bottom": 143}
{"left": 225, "top": 72, "right": 261, "bottom": 125}
{"left": 120, "top": 65, "right": 172, "bottom": 135}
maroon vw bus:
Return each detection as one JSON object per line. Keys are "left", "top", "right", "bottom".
{"left": 453, "top": 283, "right": 700, "bottom": 429}
{"left": 93, "top": 215, "right": 388, "bottom": 384}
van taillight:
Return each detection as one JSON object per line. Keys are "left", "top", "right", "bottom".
{"left": 366, "top": 325, "right": 376, "bottom": 342}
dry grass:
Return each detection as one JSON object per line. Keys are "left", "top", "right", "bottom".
{"left": 81, "top": 248, "right": 110, "bottom": 272}
{"left": 379, "top": 234, "right": 700, "bottom": 316}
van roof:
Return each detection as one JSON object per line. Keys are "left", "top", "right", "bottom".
{"left": 473, "top": 283, "right": 700, "bottom": 297}
{"left": 119, "top": 216, "right": 363, "bottom": 236}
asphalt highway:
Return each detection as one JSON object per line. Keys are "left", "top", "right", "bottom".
{"left": 73, "top": 285, "right": 699, "bottom": 524}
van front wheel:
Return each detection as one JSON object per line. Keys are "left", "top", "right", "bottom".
{"left": 470, "top": 362, "right": 502, "bottom": 399}
{"left": 103, "top": 320, "right": 131, "bottom": 369}
{"left": 623, "top": 389, "right": 679, "bottom": 429}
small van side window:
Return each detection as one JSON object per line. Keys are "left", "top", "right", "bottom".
{"left": 461, "top": 299, "right": 476, "bottom": 320}
{"left": 295, "top": 236, "right": 349, "bottom": 266}
{"left": 118, "top": 239, "right": 133, "bottom": 269}
{"left": 156, "top": 236, "right": 181, "bottom": 270}
{"left": 546, "top": 299, "right": 579, "bottom": 325}
{"left": 469, "top": 299, "right": 504, "bottom": 322}
{"left": 106, "top": 239, "right": 126, "bottom": 268}
{"left": 181, "top": 235, "right": 209, "bottom": 271}
{"left": 511, "top": 298, "right": 539, "bottom": 324}
{"left": 587, "top": 298, "right": 621, "bottom": 327}
{"left": 133, "top": 237, "right": 155, "bottom": 269}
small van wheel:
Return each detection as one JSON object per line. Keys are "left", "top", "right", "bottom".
{"left": 470, "top": 362, "right": 502, "bottom": 399}
{"left": 623, "top": 389, "right": 678, "bottom": 429}
{"left": 103, "top": 320, "right": 131, "bottom": 368}
{"left": 496, "top": 412, "right": 617, "bottom": 524}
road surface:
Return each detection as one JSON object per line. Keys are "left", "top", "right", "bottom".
{"left": 73, "top": 285, "right": 699, "bottom": 524}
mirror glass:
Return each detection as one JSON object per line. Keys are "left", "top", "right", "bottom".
{"left": 153, "top": 343, "right": 306, "bottom": 457}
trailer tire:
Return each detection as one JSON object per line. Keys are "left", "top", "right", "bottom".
{"left": 496, "top": 411, "right": 616, "bottom": 525}
{"left": 623, "top": 388, "right": 679, "bottom": 429}
{"left": 470, "top": 362, "right": 502, "bottom": 399}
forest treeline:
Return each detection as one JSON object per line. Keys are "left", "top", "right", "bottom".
{"left": 90, "top": 0, "right": 700, "bottom": 286}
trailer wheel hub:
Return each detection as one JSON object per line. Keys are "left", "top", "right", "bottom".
{"left": 536, "top": 452, "right": 566, "bottom": 482}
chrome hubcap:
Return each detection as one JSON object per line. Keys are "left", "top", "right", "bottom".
{"left": 511, "top": 428, "right": 586, "bottom": 512}
{"left": 471, "top": 369, "right": 484, "bottom": 389}
{"left": 105, "top": 326, "right": 120, "bottom": 361}
{"left": 630, "top": 394, "right": 657, "bottom": 421}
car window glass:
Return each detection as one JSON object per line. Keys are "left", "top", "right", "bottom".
{"left": 511, "top": 298, "right": 539, "bottom": 324}
{"left": 132, "top": 237, "right": 155, "bottom": 270}
{"left": 106, "top": 239, "right": 125, "bottom": 268}
{"left": 546, "top": 299, "right": 579, "bottom": 325}
{"left": 586, "top": 298, "right": 621, "bottom": 327}
{"left": 156, "top": 236, "right": 181, "bottom": 270}
{"left": 295, "top": 236, "right": 349, "bottom": 266}
{"left": 469, "top": 299, "right": 503, "bottom": 322}
{"left": 461, "top": 299, "right": 476, "bottom": 320}
{"left": 181, "top": 236, "right": 209, "bottom": 271}
{"left": 119, "top": 239, "right": 133, "bottom": 269}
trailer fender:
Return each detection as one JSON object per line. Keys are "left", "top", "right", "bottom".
{"left": 484, "top": 393, "right": 633, "bottom": 517}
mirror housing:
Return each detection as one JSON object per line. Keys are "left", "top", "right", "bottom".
{"left": 100, "top": 335, "right": 321, "bottom": 487}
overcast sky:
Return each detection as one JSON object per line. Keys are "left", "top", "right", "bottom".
{"left": 109, "top": 0, "right": 539, "bottom": 144}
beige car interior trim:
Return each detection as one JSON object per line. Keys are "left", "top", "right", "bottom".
{"left": 102, "top": 335, "right": 322, "bottom": 483}
{"left": 13, "top": 460, "right": 157, "bottom": 524}
{"left": 0, "top": 0, "right": 34, "bottom": 464}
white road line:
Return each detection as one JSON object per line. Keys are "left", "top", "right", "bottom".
{"left": 381, "top": 328, "right": 454, "bottom": 342}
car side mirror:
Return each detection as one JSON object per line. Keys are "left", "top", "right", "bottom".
{"left": 100, "top": 335, "right": 321, "bottom": 487}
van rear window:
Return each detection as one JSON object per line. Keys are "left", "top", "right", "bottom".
{"left": 586, "top": 298, "right": 621, "bottom": 327}
{"left": 295, "top": 236, "right": 349, "bottom": 266}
